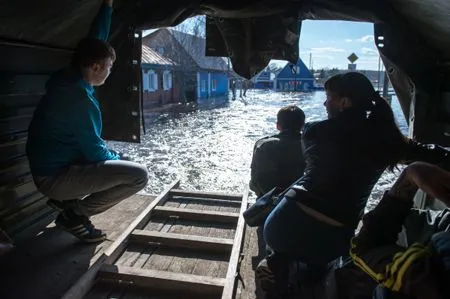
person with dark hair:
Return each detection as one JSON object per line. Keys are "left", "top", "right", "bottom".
{"left": 351, "top": 162, "right": 450, "bottom": 299}
{"left": 250, "top": 105, "right": 306, "bottom": 197}
{"left": 256, "top": 72, "right": 449, "bottom": 298}
{"left": 250, "top": 104, "right": 306, "bottom": 272}
{"left": 26, "top": 0, "right": 148, "bottom": 243}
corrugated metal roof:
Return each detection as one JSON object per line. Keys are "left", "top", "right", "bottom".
{"left": 168, "top": 29, "right": 229, "bottom": 71}
{"left": 141, "top": 45, "right": 177, "bottom": 66}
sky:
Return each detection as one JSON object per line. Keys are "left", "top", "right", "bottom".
{"left": 143, "top": 18, "right": 382, "bottom": 71}
{"left": 293, "top": 20, "right": 381, "bottom": 71}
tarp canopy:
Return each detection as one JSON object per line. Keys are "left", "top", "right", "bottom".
{"left": 2, "top": 1, "right": 449, "bottom": 61}
{"left": 1, "top": 0, "right": 450, "bottom": 118}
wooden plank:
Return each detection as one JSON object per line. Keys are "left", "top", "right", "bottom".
{"left": 103, "top": 180, "right": 180, "bottom": 264}
{"left": 0, "top": 181, "right": 39, "bottom": 212}
{"left": 141, "top": 200, "right": 187, "bottom": 272}
{"left": 0, "top": 136, "right": 27, "bottom": 148}
{"left": 0, "top": 40, "right": 72, "bottom": 73}
{"left": 115, "top": 243, "right": 146, "bottom": 268}
{"left": 189, "top": 200, "right": 228, "bottom": 278}
{"left": 169, "top": 195, "right": 242, "bottom": 207}
{"left": 61, "top": 180, "right": 180, "bottom": 299}
{"left": 0, "top": 131, "right": 28, "bottom": 145}
{"left": 0, "top": 74, "right": 48, "bottom": 96}
{"left": 166, "top": 204, "right": 214, "bottom": 276}
{"left": 221, "top": 185, "right": 249, "bottom": 299}
{"left": 0, "top": 114, "right": 33, "bottom": 136}
{"left": 153, "top": 206, "right": 239, "bottom": 224}
{"left": 98, "top": 264, "right": 225, "bottom": 296}
{"left": 62, "top": 255, "right": 107, "bottom": 299}
{"left": 170, "top": 189, "right": 242, "bottom": 201}
{"left": 130, "top": 230, "right": 233, "bottom": 253}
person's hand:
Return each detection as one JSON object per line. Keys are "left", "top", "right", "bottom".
{"left": 110, "top": 149, "right": 131, "bottom": 161}
{"left": 119, "top": 152, "right": 131, "bottom": 161}
{"left": 406, "top": 162, "right": 450, "bottom": 205}
{"left": 104, "top": 0, "right": 113, "bottom": 7}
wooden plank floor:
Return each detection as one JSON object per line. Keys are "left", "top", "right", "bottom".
{"left": 115, "top": 195, "right": 238, "bottom": 280}
{"left": 80, "top": 187, "right": 249, "bottom": 299}
{"left": 0, "top": 189, "right": 267, "bottom": 299}
{"left": 0, "top": 193, "right": 156, "bottom": 299}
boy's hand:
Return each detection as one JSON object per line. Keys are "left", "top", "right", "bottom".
{"left": 119, "top": 152, "right": 131, "bottom": 161}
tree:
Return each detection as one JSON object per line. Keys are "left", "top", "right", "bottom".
{"left": 164, "top": 16, "right": 206, "bottom": 102}
{"left": 319, "top": 69, "right": 326, "bottom": 79}
{"left": 174, "top": 16, "right": 205, "bottom": 38}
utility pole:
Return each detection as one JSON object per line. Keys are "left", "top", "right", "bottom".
{"left": 309, "top": 52, "right": 313, "bottom": 70}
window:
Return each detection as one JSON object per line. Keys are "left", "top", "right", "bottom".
{"left": 163, "top": 71, "right": 172, "bottom": 90}
{"left": 201, "top": 80, "right": 206, "bottom": 92}
{"left": 148, "top": 70, "right": 158, "bottom": 91}
{"left": 211, "top": 79, "right": 217, "bottom": 91}
{"left": 142, "top": 70, "right": 149, "bottom": 91}
{"left": 290, "top": 65, "right": 300, "bottom": 74}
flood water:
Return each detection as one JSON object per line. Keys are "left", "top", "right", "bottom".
{"left": 108, "top": 90, "right": 408, "bottom": 209}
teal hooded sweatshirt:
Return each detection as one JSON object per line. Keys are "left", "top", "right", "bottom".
{"left": 26, "top": 3, "right": 120, "bottom": 176}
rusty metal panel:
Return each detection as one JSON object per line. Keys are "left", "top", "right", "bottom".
{"left": 0, "top": 41, "right": 72, "bottom": 74}
{"left": 0, "top": 83, "right": 49, "bottom": 236}
{"left": 98, "top": 27, "right": 142, "bottom": 143}
{"left": 0, "top": 44, "right": 57, "bottom": 236}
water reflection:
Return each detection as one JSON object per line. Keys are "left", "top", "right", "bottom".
{"left": 108, "top": 90, "right": 408, "bottom": 209}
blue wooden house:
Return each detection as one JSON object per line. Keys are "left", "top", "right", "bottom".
{"left": 252, "top": 71, "right": 274, "bottom": 89}
{"left": 274, "top": 59, "right": 315, "bottom": 92}
{"left": 143, "top": 29, "right": 229, "bottom": 103}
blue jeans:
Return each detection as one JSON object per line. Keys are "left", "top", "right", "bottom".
{"left": 264, "top": 197, "right": 354, "bottom": 265}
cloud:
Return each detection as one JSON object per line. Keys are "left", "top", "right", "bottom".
{"left": 345, "top": 39, "right": 353, "bottom": 43}
{"left": 311, "top": 47, "right": 346, "bottom": 53}
{"left": 357, "top": 35, "right": 375, "bottom": 43}
{"left": 313, "top": 54, "right": 335, "bottom": 59}
{"left": 360, "top": 47, "right": 379, "bottom": 56}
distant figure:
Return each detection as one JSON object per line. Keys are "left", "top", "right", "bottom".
{"left": 230, "top": 79, "right": 236, "bottom": 100}
{"left": 250, "top": 105, "right": 306, "bottom": 197}
{"left": 243, "top": 80, "right": 250, "bottom": 97}
{"left": 26, "top": 0, "right": 148, "bottom": 243}
{"left": 238, "top": 80, "right": 243, "bottom": 98}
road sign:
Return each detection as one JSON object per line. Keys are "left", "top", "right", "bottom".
{"left": 347, "top": 53, "right": 359, "bottom": 63}
{"left": 348, "top": 63, "right": 357, "bottom": 70}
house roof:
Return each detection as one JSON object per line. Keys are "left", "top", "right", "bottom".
{"left": 276, "top": 58, "right": 314, "bottom": 80}
{"left": 141, "top": 45, "right": 176, "bottom": 66}
{"left": 253, "top": 71, "right": 273, "bottom": 82}
{"left": 168, "top": 29, "right": 229, "bottom": 72}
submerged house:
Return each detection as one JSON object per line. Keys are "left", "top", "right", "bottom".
{"left": 141, "top": 45, "right": 178, "bottom": 110}
{"left": 274, "top": 59, "right": 315, "bottom": 92}
{"left": 143, "top": 29, "right": 230, "bottom": 103}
